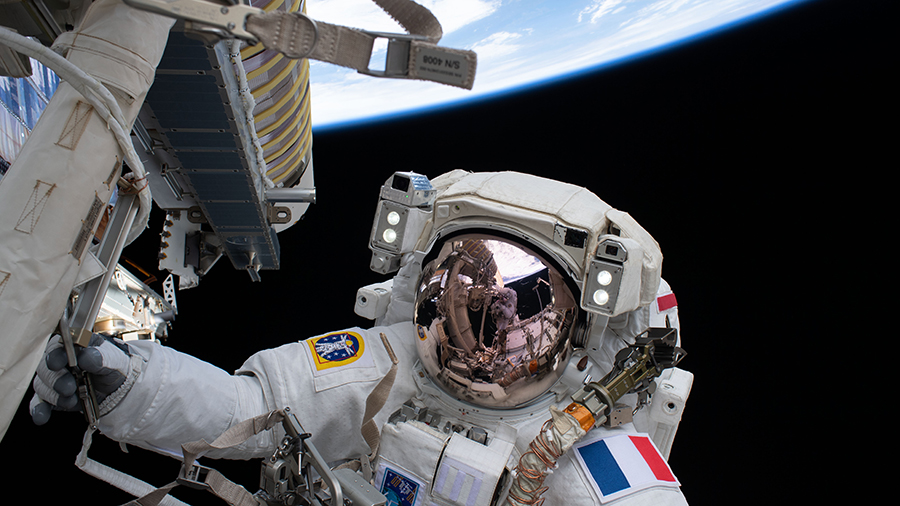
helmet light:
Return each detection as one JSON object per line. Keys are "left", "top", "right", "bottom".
{"left": 596, "top": 270, "right": 612, "bottom": 286}
{"left": 592, "top": 289, "right": 610, "bottom": 305}
{"left": 580, "top": 238, "right": 627, "bottom": 316}
{"left": 368, "top": 172, "right": 436, "bottom": 274}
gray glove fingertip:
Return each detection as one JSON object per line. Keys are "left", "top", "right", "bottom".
{"left": 46, "top": 347, "right": 69, "bottom": 371}
{"left": 56, "top": 394, "right": 79, "bottom": 411}
{"left": 53, "top": 373, "right": 77, "bottom": 397}
{"left": 76, "top": 346, "right": 104, "bottom": 374}
{"left": 31, "top": 401, "right": 51, "bottom": 426}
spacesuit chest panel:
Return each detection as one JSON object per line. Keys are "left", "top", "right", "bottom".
{"left": 374, "top": 417, "right": 516, "bottom": 506}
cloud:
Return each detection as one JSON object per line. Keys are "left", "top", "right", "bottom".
{"left": 568, "top": 0, "right": 790, "bottom": 68}
{"left": 309, "top": 70, "right": 472, "bottom": 125}
{"left": 422, "top": 0, "right": 501, "bottom": 34}
{"left": 469, "top": 31, "right": 525, "bottom": 60}
{"left": 578, "top": 0, "right": 629, "bottom": 24}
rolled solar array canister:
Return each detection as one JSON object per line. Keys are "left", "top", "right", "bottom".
{"left": 241, "top": 0, "right": 313, "bottom": 188}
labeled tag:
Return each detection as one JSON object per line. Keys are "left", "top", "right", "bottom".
{"left": 573, "top": 433, "right": 679, "bottom": 503}
{"left": 411, "top": 45, "right": 475, "bottom": 89}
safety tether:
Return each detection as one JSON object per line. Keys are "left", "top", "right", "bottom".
{"left": 120, "top": 409, "right": 288, "bottom": 506}
{"left": 122, "top": 0, "right": 478, "bottom": 89}
{"left": 246, "top": 0, "right": 476, "bottom": 89}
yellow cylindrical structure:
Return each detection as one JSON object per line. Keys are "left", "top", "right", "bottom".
{"left": 243, "top": 0, "right": 312, "bottom": 187}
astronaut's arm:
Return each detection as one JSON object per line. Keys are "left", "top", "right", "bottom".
{"left": 96, "top": 340, "right": 276, "bottom": 460}
{"left": 88, "top": 327, "right": 394, "bottom": 465}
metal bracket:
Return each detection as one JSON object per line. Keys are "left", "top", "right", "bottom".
{"left": 122, "top": 0, "right": 264, "bottom": 43}
{"left": 267, "top": 205, "right": 292, "bottom": 225}
{"left": 69, "top": 193, "right": 140, "bottom": 346}
{"left": 257, "top": 407, "right": 350, "bottom": 506}
{"left": 607, "top": 404, "right": 634, "bottom": 427}
{"left": 64, "top": 192, "right": 139, "bottom": 426}
{"left": 186, "top": 206, "right": 208, "bottom": 224}
{"left": 359, "top": 31, "right": 430, "bottom": 79}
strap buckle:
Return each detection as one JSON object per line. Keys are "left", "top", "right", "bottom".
{"left": 122, "top": 0, "right": 264, "bottom": 43}
{"left": 359, "top": 31, "right": 430, "bottom": 78}
{"left": 177, "top": 462, "right": 213, "bottom": 491}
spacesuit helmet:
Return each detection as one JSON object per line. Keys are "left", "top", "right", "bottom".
{"left": 368, "top": 170, "right": 663, "bottom": 410}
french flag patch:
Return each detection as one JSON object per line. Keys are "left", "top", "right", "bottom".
{"left": 573, "top": 434, "right": 679, "bottom": 502}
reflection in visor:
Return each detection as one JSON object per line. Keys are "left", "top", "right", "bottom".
{"left": 415, "top": 235, "right": 579, "bottom": 409}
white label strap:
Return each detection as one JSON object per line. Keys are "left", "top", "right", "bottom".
{"left": 120, "top": 0, "right": 476, "bottom": 88}
{"left": 244, "top": 1, "right": 476, "bottom": 89}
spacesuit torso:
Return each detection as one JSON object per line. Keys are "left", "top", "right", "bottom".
{"left": 367, "top": 276, "right": 689, "bottom": 506}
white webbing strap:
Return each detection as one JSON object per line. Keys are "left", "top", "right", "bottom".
{"left": 117, "top": 410, "right": 287, "bottom": 506}
{"left": 361, "top": 333, "right": 399, "bottom": 454}
{"left": 368, "top": 0, "right": 443, "bottom": 41}
{"left": 339, "top": 332, "right": 398, "bottom": 479}
{"left": 117, "top": 0, "right": 476, "bottom": 88}
{"left": 244, "top": 0, "right": 477, "bottom": 89}
{"left": 76, "top": 428, "right": 191, "bottom": 506}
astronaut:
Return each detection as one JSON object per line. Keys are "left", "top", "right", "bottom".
{"left": 32, "top": 170, "right": 693, "bottom": 505}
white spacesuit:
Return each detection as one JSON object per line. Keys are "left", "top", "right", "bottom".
{"left": 33, "top": 170, "right": 693, "bottom": 506}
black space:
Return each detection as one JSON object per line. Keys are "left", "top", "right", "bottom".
{"left": 2, "top": 0, "right": 888, "bottom": 503}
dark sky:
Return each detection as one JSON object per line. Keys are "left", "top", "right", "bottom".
{"left": 2, "top": 0, "right": 887, "bottom": 503}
